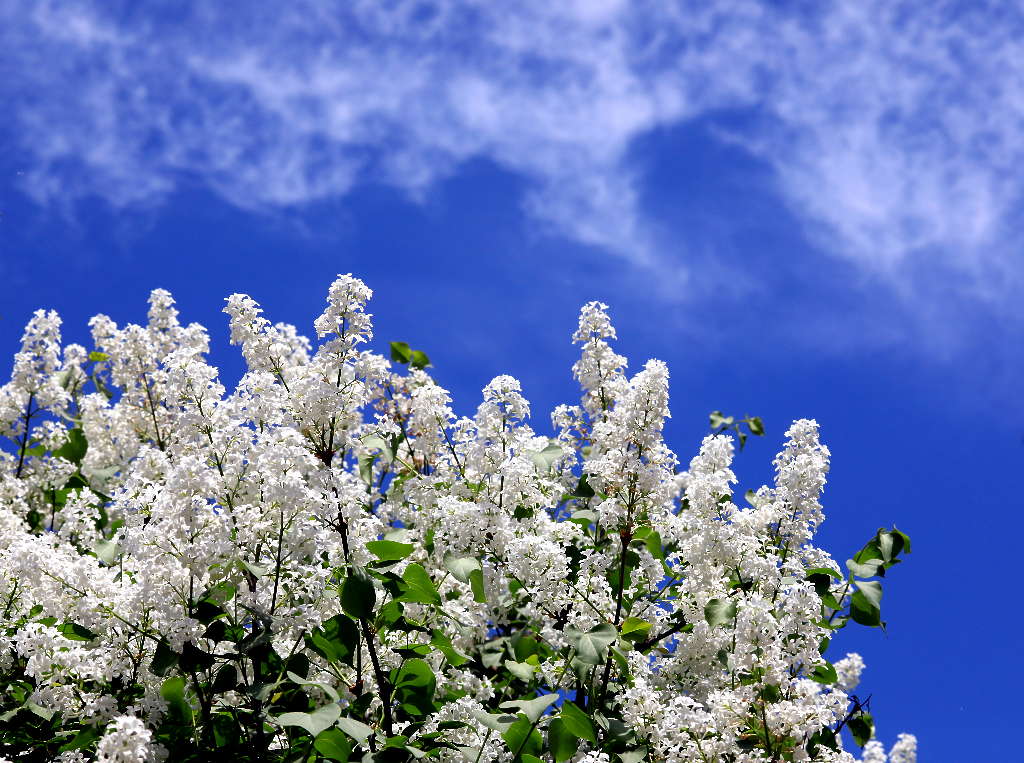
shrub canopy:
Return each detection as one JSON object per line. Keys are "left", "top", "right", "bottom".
{"left": 0, "top": 276, "right": 914, "bottom": 762}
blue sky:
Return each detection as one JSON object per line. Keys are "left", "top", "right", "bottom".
{"left": 1, "top": 1, "right": 1021, "bottom": 758}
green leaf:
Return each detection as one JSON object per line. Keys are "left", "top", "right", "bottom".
{"left": 559, "top": 701, "right": 597, "bottom": 744}
{"left": 394, "top": 644, "right": 431, "bottom": 659}
{"left": 54, "top": 429, "right": 88, "bottom": 464}
{"left": 358, "top": 455, "right": 374, "bottom": 485}
{"left": 93, "top": 538, "right": 120, "bottom": 566}
{"left": 376, "top": 600, "right": 405, "bottom": 630}
{"left": 160, "top": 676, "right": 194, "bottom": 726}
{"left": 704, "top": 598, "right": 737, "bottom": 628}
{"left": 192, "top": 595, "right": 225, "bottom": 625}
{"left": 241, "top": 559, "right": 271, "bottom": 578}
{"left": 709, "top": 411, "right": 734, "bottom": 430}
{"left": 512, "top": 635, "right": 541, "bottom": 661}
{"left": 88, "top": 350, "right": 109, "bottom": 362}
{"left": 0, "top": 707, "right": 21, "bottom": 723}
{"left": 855, "top": 580, "right": 883, "bottom": 609}
{"left": 390, "top": 342, "right": 413, "bottom": 363}
{"left": 808, "top": 727, "right": 838, "bottom": 755}
{"left": 395, "top": 658, "right": 436, "bottom": 691}
{"left": 599, "top": 714, "right": 634, "bottom": 744}
{"left": 528, "top": 443, "right": 563, "bottom": 473}
{"left": 410, "top": 349, "right": 431, "bottom": 369}
{"left": 469, "top": 568, "right": 487, "bottom": 603}
{"left": 548, "top": 718, "right": 580, "bottom": 763}
{"left": 852, "top": 541, "right": 883, "bottom": 565}
{"left": 889, "top": 526, "right": 912, "bottom": 555}
{"left": 212, "top": 665, "right": 238, "bottom": 693}
{"left": 361, "top": 434, "right": 394, "bottom": 463}
{"left": 565, "top": 623, "right": 617, "bottom": 665}
{"left": 400, "top": 563, "right": 442, "bottom": 605}
{"left": 502, "top": 716, "right": 542, "bottom": 760}
{"left": 500, "top": 694, "right": 559, "bottom": 723}
{"left": 336, "top": 717, "right": 374, "bottom": 744}
{"left": 877, "top": 529, "right": 895, "bottom": 561}
{"left": 610, "top": 644, "right": 630, "bottom": 675}
{"left": 479, "top": 640, "right": 506, "bottom": 670}
{"left": 180, "top": 641, "right": 215, "bottom": 672}
{"left": 504, "top": 659, "right": 537, "bottom": 682}
{"left": 848, "top": 712, "right": 874, "bottom": 747}
{"left": 150, "top": 639, "right": 179, "bottom": 677}
{"left": 394, "top": 658, "right": 437, "bottom": 715}
{"left": 57, "top": 622, "right": 99, "bottom": 641}
{"left": 472, "top": 710, "right": 519, "bottom": 733}
{"left": 58, "top": 725, "right": 102, "bottom": 752}
{"left": 631, "top": 525, "right": 663, "bottom": 557}
{"left": 618, "top": 749, "right": 649, "bottom": 763}
{"left": 429, "top": 630, "right": 469, "bottom": 667}
{"left": 307, "top": 614, "right": 360, "bottom": 666}
{"left": 314, "top": 727, "right": 352, "bottom": 761}
{"left": 341, "top": 567, "right": 376, "bottom": 619}
{"left": 758, "top": 683, "right": 782, "bottom": 703}
{"left": 810, "top": 662, "right": 838, "bottom": 685}
{"left": 443, "top": 553, "right": 482, "bottom": 583}
{"left": 27, "top": 702, "right": 54, "bottom": 720}
{"left": 571, "top": 474, "right": 596, "bottom": 499}
{"left": 277, "top": 703, "right": 342, "bottom": 737}
{"left": 846, "top": 558, "right": 885, "bottom": 578}
{"left": 806, "top": 567, "right": 841, "bottom": 580}
{"left": 366, "top": 540, "right": 415, "bottom": 562}
{"left": 746, "top": 416, "right": 765, "bottom": 436}
{"left": 84, "top": 464, "right": 119, "bottom": 483}
{"left": 287, "top": 671, "right": 341, "bottom": 702}
{"left": 204, "top": 579, "right": 237, "bottom": 603}
{"left": 620, "top": 617, "right": 653, "bottom": 642}
{"left": 867, "top": 526, "right": 910, "bottom": 566}
{"left": 568, "top": 508, "right": 597, "bottom": 528}
{"left": 850, "top": 590, "right": 882, "bottom": 627}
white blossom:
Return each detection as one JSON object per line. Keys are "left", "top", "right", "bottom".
{"left": 0, "top": 278, "right": 913, "bottom": 762}
{"left": 835, "top": 652, "right": 866, "bottom": 691}
{"left": 96, "top": 715, "right": 154, "bottom": 763}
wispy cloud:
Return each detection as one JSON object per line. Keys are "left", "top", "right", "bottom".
{"left": 2, "top": 1, "right": 1022, "bottom": 300}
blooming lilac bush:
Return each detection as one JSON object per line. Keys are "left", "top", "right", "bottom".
{"left": 0, "top": 275, "right": 915, "bottom": 762}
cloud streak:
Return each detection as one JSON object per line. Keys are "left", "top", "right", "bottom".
{"left": 2, "top": 0, "right": 1022, "bottom": 296}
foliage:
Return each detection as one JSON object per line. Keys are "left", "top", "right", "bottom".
{"left": 0, "top": 279, "right": 916, "bottom": 762}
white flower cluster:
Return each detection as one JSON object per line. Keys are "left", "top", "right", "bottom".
{"left": 0, "top": 275, "right": 915, "bottom": 761}
{"left": 95, "top": 715, "right": 155, "bottom": 763}
{"left": 859, "top": 734, "right": 917, "bottom": 763}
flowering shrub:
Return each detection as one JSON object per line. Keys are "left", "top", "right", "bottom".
{"left": 0, "top": 276, "right": 915, "bottom": 762}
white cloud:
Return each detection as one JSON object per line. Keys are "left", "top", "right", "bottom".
{"left": 750, "top": 2, "right": 1024, "bottom": 277}
{"left": 2, "top": 0, "right": 1023, "bottom": 298}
